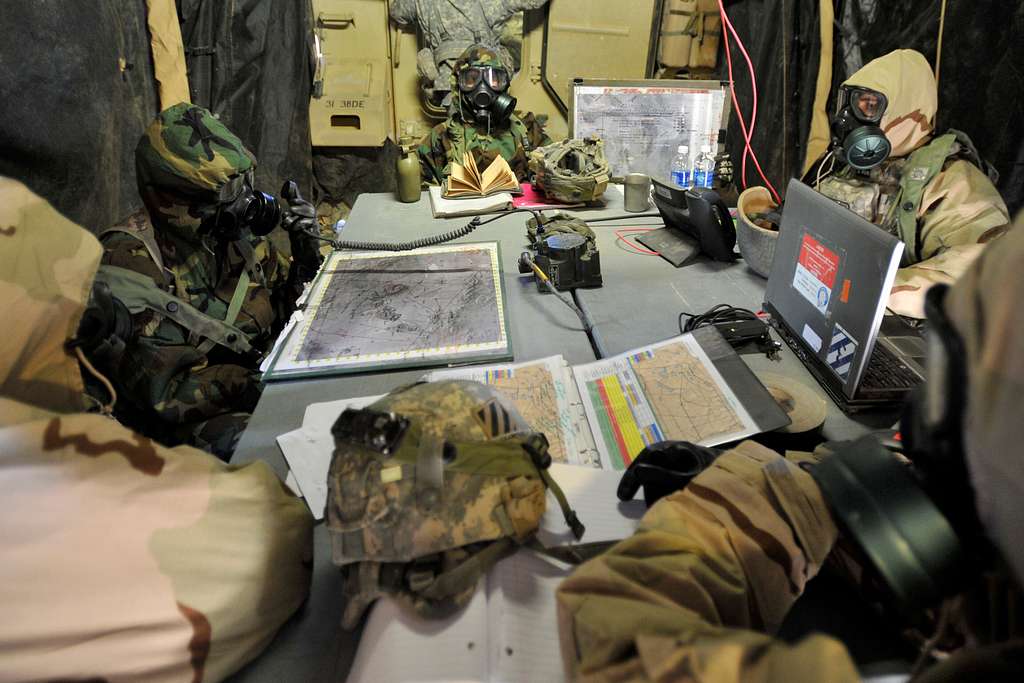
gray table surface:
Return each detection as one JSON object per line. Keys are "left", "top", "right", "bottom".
{"left": 228, "top": 188, "right": 898, "bottom": 682}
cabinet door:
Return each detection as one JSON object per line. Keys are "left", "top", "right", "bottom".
{"left": 543, "top": 0, "right": 660, "bottom": 111}
{"left": 311, "top": 0, "right": 394, "bottom": 146}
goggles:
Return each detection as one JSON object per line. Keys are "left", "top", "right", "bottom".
{"left": 457, "top": 66, "right": 510, "bottom": 93}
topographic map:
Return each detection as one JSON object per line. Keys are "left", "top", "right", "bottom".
{"left": 273, "top": 243, "right": 508, "bottom": 375}
{"left": 574, "top": 335, "right": 754, "bottom": 470}
{"left": 628, "top": 341, "right": 744, "bottom": 443}
{"left": 426, "top": 356, "right": 599, "bottom": 467}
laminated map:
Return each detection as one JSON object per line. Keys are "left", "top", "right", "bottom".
{"left": 570, "top": 80, "right": 728, "bottom": 180}
{"left": 431, "top": 333, "right": 763, "bottom": 471}
{"left": 262, "top": 242, "right": 511, "bottom": 379}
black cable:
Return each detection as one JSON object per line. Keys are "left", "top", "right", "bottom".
{"left": 579, "top": 213, "right": 663, "bottom": 223}
{"left": 678, "top": 303, "right": 780, "bottom": 358}
{"left": 321, "top": 208, "right": 543, "bottom": 252}
{"left": 573, "top": 291, "right": 609, "bottom": 359}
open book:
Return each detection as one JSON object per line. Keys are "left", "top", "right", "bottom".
{"left": 445, "top": 152, "right": 521, "bottom": 198}
{"left": 426, "top": 328, "right": 789, "bottom": 471}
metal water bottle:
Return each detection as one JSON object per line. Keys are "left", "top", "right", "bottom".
{"left": 396, "top": 146, "right": 420, "bottom": 203}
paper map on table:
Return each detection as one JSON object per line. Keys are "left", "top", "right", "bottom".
{"left": 574, "top": 335, "right": 756, "bottom": 471}
{"left": 426, "top": 356, "right": 599, "bottom": 467}
{"left": 262, "top": 242, "right": 511, "bottom": 379}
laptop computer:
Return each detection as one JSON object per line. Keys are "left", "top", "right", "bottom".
{"left": 763, "top": 180, "right": 925, "bottom": 413}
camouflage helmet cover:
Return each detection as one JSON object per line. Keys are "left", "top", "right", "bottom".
{"left": 452, "top": 43, "right": 507, "bottom": 75}
{"left": 529, "top": 137, "right": 610, "bottom": 202}
{"left": 326, "top": 380, "right": 551, "bottom": 627}
{"left": 135, "top": 103, "right": 255, "bottom": 201}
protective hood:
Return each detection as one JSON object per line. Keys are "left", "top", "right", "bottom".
{"left": 844, "top": 49, "right": 937, "bottom": 157}
{"left": 0, "top": 177, "right": 102, "bottom": 415}
{"left": 944, "top": 211, "right": 1024, "bottom": 588}
{"left": 136, "top": 103, "right": 257, "bottom": 245}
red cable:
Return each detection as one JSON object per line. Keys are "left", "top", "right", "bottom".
{"left": 614, "top": 228, "right": 659, "bottom": 255}
{"left": 718, "top": 0, "right": 782, "bottom": 204}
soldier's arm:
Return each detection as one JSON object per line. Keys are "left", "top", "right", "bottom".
{"left": 417, "top": 133, "right": 446, "bottom": 185}
{"left": 917, "top": 159, "right": 1009, "bottom": 261}
{"left": 389, "top": 0, "right": 417, "bottom": 25}
{"left": 888, "top": 160, "right": 1011, "bottom": 317}
{"left": 556, "top": 441, "right": 859, "bottom": 682}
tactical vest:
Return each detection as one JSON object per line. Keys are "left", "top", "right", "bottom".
{"left": 97, "top": 220, "right": 256, "bottom": 357}
{"left": 890, "top": 129, "right": 992, "bottom": 263}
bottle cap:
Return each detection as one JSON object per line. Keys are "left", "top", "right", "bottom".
{"left": 678, "top": 145, "right": 688, "bottom": 154}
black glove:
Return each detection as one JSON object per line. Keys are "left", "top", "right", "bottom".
{"left": 280, "top": 180, "right": 324, "bottom": 283}
{"left": 617, "top": 441, "right": 721, "bottom": 507}
{"left": 72, "top": 281, "right": 135, "bottom": 365}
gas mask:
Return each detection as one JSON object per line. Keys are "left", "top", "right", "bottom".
{"left": 831, "top": 86, "right": 891, "bottom": 171}
{"left": 457, "top": 65, "right": 516, "bottom": 126}
{"left": 811, "top": 284, "right": 987, "bottom": 610}
{"left": 200, "top": 170, "right": 282, "bottom": 241}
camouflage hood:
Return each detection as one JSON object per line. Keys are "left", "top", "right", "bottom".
{"left": 0, "top": 177, "right": 102, "bottom": 416}
{"left": 136, "top": 103, "right": 256, "bottom": 246}
{"left": 945, "top": 210, "right": 1024, "bottom": 588}
{"left": 844, "top": 49, "right": 937, "bottom": 157}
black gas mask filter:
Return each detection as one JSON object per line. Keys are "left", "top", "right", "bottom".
{"left": 457, "top": 65, "right": 516, "bottom": 127}
{"left": 811, "top": 285, "right": 987, "bottom": 612}
{"left": 201, "top": 171, "right": 282, "bottom": 241}
{"left": 831, "top": 86, "right": 892, "bottom": 171}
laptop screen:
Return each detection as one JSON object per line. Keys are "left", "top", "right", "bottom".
{"left": 764, "top": 180, "right": 903, "bottom": 398}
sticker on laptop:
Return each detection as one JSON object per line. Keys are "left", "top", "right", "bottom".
{"left": 826, "top": 323, "right": 858, "bottom": 381}
{"left": 801, "top": 323, "right": 823, "bottom": 352}
{"left": 793, "top": 232, "right": 839, "bottom": 315}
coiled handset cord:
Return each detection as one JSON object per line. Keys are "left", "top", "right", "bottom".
{"left": 303, "top": 208, "right": 544, "bottom": 252}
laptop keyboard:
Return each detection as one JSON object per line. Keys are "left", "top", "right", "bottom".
{"left": 860, "top": 342, "right": 921, "bottom": 391}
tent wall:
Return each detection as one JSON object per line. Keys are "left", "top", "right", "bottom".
{"left": 0, "top": 1, "right": 160, "bottom": 232}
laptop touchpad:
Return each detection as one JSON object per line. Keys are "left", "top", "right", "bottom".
{"left": 888, "top": 336, "right": 927, "bottom": 361}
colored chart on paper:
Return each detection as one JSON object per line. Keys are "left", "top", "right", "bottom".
{"left": 582, "top": 367, "right": 664, "bottom": 470}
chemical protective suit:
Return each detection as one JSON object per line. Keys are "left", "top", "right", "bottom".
{"left": 96, "top": 103, "right": 320, "bottom": 459}
{"left": 812, "top": 49, "right": 1010, "bottom": 318}
{"left": 418, "top": 44, "right": 549, "bottom": 184}
{"left": 556, "top": 210, "right": 1024, "bottom": 681}
{"left": 0, "top": 176, "right": 313, "bottom": 681}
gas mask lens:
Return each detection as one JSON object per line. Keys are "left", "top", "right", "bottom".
{"left": 848, "top": 88, "right": 887, "bottom": 123}
{"left": 485, "top": 68, "right": 509, "bottom": 91}
{"left": 458, "top": 67, "right": 483, "bottom": 92}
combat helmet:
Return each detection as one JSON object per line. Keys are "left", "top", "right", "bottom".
{"left": 529, "top": 137, "right": 610, "bottom": 203}
{"left": 326, "top": 380, "right": 583, "bottom": 628}
{"left": 135, "top": 103, "right": 261, "bottom": 243}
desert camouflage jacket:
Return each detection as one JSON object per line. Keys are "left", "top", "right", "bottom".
{"left": 0, "top": 176, "right": 312, "bottom": 682}
{"left": 814, "top": 50, "right": 1011, "bottom": 317}
{"left": 419, "top": 111, "right": 550, "bottom": 184}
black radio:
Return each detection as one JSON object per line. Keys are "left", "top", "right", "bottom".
{"left": 519, "top": 213, "right": 602, "bottom": 291}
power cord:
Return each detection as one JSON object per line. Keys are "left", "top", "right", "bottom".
{"left": 521, "top": 252, "right": 609, "bottom": 358}
{"left": 678, "top": 303, "right": 780, "bottom": 359}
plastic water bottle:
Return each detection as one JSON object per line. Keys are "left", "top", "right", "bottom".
{"left": 670, "top": 145, "right": 691, "bottom": 188}
{"left": 693, "top": 145, "right": 716, "bottom": 188}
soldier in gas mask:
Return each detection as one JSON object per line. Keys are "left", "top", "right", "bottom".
{"left": 87, "top": 103, "right": 323, "bottom": 460}
{"left": 807, "top": 49, "right": 1010, "bottom": 318}
{"left": 556, "top": 211, "right": 1024, "bottom": 680}
{"left": 418, "top": 44, "right": 549, "bottom": 184}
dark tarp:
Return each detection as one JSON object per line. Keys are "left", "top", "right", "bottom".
{"left": 832, "top": 0, "right": 1023, "bottom": 214}
{"left": 0, "top": 1, "right": 160, "bottom": 232}
{"left": 178, "top": 0, "right": 316, "bottom": 202}
{"left": 714, "top": 0, "right": 822, "bottom": 199}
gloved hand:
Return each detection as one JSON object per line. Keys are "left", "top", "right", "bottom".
{"left": 617, "top": 440, "right": 721, "bottom": 507}
{"left": 280, "top": 180, "right": 324, "bottom": 284}
{"left": 72, "top": 281, "right": 135, "bottom": 364}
